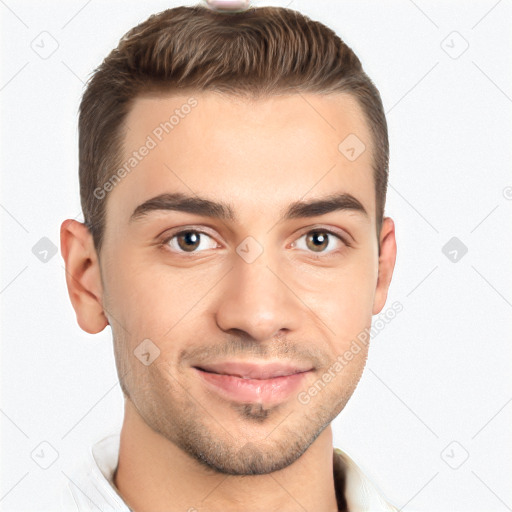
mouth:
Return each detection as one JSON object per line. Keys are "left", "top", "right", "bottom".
{"left": 193, "top": 360, "right": 313, "bottom": 380}
{"left": 192, "top": 360, "right": 314, "bottom": 404}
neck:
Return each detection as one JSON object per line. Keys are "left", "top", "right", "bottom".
{"left": 113, "top": 398, "right": 340, "bottom": 512}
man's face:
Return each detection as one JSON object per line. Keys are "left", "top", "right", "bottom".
{"left": 98, "top": 91, "right": 391, "bottom": 475}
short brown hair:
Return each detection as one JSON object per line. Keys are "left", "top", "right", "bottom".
{"left": 79, "top": 4, "right": 389, "bottom": 256}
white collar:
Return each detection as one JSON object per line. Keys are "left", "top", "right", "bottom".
{"left": 334, "top": 447, "right": 399, "bottom": 511}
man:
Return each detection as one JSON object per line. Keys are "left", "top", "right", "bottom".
{"left": 60, "top": 2, "right": 398, "bottom": 511}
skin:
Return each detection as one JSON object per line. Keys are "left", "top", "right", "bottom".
{"left": 61, "top": 91, "right": 396, "bottom": 512}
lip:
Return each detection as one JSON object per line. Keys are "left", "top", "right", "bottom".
{"left": 194, "top": 361, "right": 313, "bottom": 380}
{"left": 193, "top": 361, "right": 313, "bottom": 404}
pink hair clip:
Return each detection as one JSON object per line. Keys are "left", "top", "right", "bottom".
{"left": 204, "top": 0, "right": 251, "bottom": 12}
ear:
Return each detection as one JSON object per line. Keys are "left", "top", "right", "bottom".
{"left": 60, "top": 219, "right": 109, "bottom": 334}
{"left": 372, "top": 216, "right": 397, "bottom": 315}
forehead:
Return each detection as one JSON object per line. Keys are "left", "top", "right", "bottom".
{"left": 105, "top": 91, "right": 375, "bottom": 227}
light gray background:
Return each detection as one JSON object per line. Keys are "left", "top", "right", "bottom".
{"left": 1, "top": 1, "right": 511, "bottom": 510}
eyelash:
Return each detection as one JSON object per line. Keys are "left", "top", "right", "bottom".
{"left": 159, "top": 227, "right": 351, "bottom": 257}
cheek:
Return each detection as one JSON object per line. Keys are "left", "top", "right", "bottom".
{"left": 105, "top": 251, "right": 220, "bottom": 340}
{"left": 307, "top": 257, "right": 376, "bottom": 326}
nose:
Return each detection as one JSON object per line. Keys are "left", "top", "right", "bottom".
{"left": 214, "top": 250, "right": 302, "bottom": 342}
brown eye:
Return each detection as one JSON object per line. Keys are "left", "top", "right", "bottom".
{"left": 305, "top": 231, "right": 329, "bottom": 252}
{"left": 164, "top": 230, "right": 219, "bottom": 254}
{"left": 292, "top": 229, "right": 346, "bottom": 256}
{"left": 177, "top": 231, "right": 201, "bottom": 252}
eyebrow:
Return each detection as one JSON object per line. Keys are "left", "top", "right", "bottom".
{"left": 129, "top": 192, "right": 369, "bottom": 224}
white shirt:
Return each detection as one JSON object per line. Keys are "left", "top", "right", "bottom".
{"left": 61, "top": 434, "right": 399, "bottom": 512}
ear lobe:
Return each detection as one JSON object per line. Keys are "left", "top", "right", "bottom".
{"left": 60, "top": 219, "right": 109, "bottom": 334}
{"left": 372, "top": 217, "right": 397, "bottom": 315}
